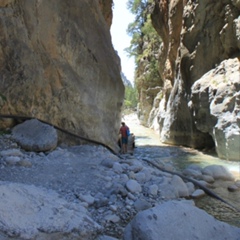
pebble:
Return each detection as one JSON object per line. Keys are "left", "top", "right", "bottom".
{"left": 126, "top": 179, "right": 142, "bottom": 193}
{"left": 191, "top": 189, "right": 206, "bottom": 199}
{"left": 78, "top": 193, "right": 95, "bottom": 205}
{"left": 133, "top": 199, "right": 152, "bottom": 211}
{"left": 0, "top": 149, "right": 23, "bottom": 157}
{"left": 228, "top": 184, "right": 239, "bottom": 192}
{"left": 202, "top": 175, "right": 215, "bottom": 183}
{"left": 148, "top": 184, "right": 159, "bottom": 196}
{"left": 110, "top": 205, "right": 118, "bottom": 212}
{"left": 113, "top": 162, "right": 123, "bottom": 173}
{"left": 135, "top": 172, "right": 146, "bottom": 183}
{"left": 5, "top": 156, "right": 21, "bottom": 165}
{"left": 104, "top": 214, "right": 120, "bottom": 223}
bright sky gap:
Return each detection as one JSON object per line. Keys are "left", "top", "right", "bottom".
{"left": 110, "top": 0, "right": 135, "bottom": 84}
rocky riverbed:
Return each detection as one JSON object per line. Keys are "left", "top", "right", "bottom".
{"left": 0, "top": 114, "right": 240, "bottom": 239}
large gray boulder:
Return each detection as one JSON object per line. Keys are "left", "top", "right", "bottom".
{"left": 12, "top": 119, "right": 58, "bottom": 152}
{"left": 0, "top": 182, "right": 101, "bottom": 239}
{"left": 124, "top": 200, "right": 240, "bottom": 240}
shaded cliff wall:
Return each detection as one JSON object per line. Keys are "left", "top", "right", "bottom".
{"left": 0, "top": 0, "right": 124, "bottom": 152}
{"left": 151, "top": 0, "right": 240, "bottom": 159}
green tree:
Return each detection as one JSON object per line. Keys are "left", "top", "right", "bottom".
{"left": 124, "top": 86, "right": 138, "bottom": 110}
{"left": 125, "top": 0, "right": 162, "bottom": 90}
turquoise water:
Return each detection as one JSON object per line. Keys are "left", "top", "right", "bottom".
{"left": 125, "top": 113, "right": 240, "bottom": 179}
{"left": 125, "top": 114, "right": 240, "bottom": 227}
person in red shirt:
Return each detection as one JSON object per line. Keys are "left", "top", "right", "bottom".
{"left": 119, "top": 122, "right": 129, "bottom": 154}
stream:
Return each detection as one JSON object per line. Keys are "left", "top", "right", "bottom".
{"left": 124, "top": 113, "right": 240, "bottom": 228}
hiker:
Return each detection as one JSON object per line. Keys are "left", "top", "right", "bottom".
{"left": 119, "top": 122, "right": 130, "bottom": 154}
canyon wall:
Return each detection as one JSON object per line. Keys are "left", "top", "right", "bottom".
{"left": 0, "top": 0, "right": 124, "bottom": 152}
{"left": 149, "top": 0, "right": 240, "bottom": 160}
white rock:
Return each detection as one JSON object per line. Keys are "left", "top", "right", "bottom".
{"left": 133, "top": 199, "right": 152, "bottom": 211}
{"left": 112, "top": 162, "right": 123, "bottom": 173}
{"left": 191, "top": 189, "right": 206, "bottom": 198}
{"left": 183, "top": 168, "right": 202, "bottom": 179}
{"left": 186, "top": 182, "right": 195, "bottom": 195}
{"left": 126, "top": 179, "right": 142, "bottom": 193}
{"left": 0, "top": 148, "right": 23, "bottom": 157}
{"left": 197, "top": 180, "right": 212, "bottom": 188}
{"left": 148, "top": 184, "right": 159, "bottom": 196}
{"left": 104, "top": 214, "right": 120, "bottom": 223}
{"left": 202, "top": 165, "right": 235, "bottom": 181}
{"left": 171, "top": 175, "right": 189, "bottom": 197}
{"left": 128, "top": 163, "right": 143, "bottom": 173}
{"left": 78, "top": 193, "right": 95, "bottom": 205}
{"left": 110, "top": 205, "right": 118, "bottom": 212}
{"left": 5, "top": 156, "right": 21, "bottom": 165}
{"left": 127, "top": 192, "right": 136, "bottom": 200}
{"left": 135, "top": 172, "right": 146, "bottom": 183}
{"left": 120, "top": 174, "right": 129, "bottom": 183}
{"left": 202, "top": 174, "right": 215, "bottom": 183}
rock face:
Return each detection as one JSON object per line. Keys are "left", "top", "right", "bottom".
{"left": 0, "top": 0, "right": 124, "bottom": 152}
{"left": 149, "top": 0, "right": 240, "bottom": 158}
{"left": 191, "top": 58, "right": 240, "bottom": 160}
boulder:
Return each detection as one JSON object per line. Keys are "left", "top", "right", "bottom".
{"left": 0, "top": 182, "right": 101, "bottom": 239}
{"left": 124, "top": 200, "right": 240, "bottom": 240}
{"left": 171, "top": 175, "right": 189, "bottom": 197}
{"left": 11, "top": 119, "right": 58, "bottom": 152}
{"left": 202, "top": 165, "right": 235, "bottom": 181}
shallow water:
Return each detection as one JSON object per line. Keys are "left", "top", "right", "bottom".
{"left": 124, "top": 113, "right": 240, "bottom": 227}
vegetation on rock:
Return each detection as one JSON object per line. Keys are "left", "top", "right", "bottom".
{"left": 126, "top": 0, "right": 163, "bottom": 125}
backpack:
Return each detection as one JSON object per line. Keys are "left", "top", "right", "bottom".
{"left": 126, "top": 127, "right": 130, "bottom": 137}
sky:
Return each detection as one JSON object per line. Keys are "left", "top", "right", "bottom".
{"left": 110, "top": 0, "right": 135, "bottom": 84}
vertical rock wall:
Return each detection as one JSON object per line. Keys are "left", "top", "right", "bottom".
{"left": 0, "top": 0, "right": 124, "bottom": 152}
{"left": 151, "top": 0, "right": 240, "bottom": 159}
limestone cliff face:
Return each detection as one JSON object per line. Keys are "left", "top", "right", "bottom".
{"left": 151, "top": 0, "right": 240, "bottom": 159}
{"left": 0, "top": 0, "right": 124, "bottom": 152}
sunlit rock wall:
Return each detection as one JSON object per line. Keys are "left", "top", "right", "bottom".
{"left": 0, "top": 0, "right": 124, "bottom": 152}
{"left": 151, "top": 0, "right": 240, "bottom": 159}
